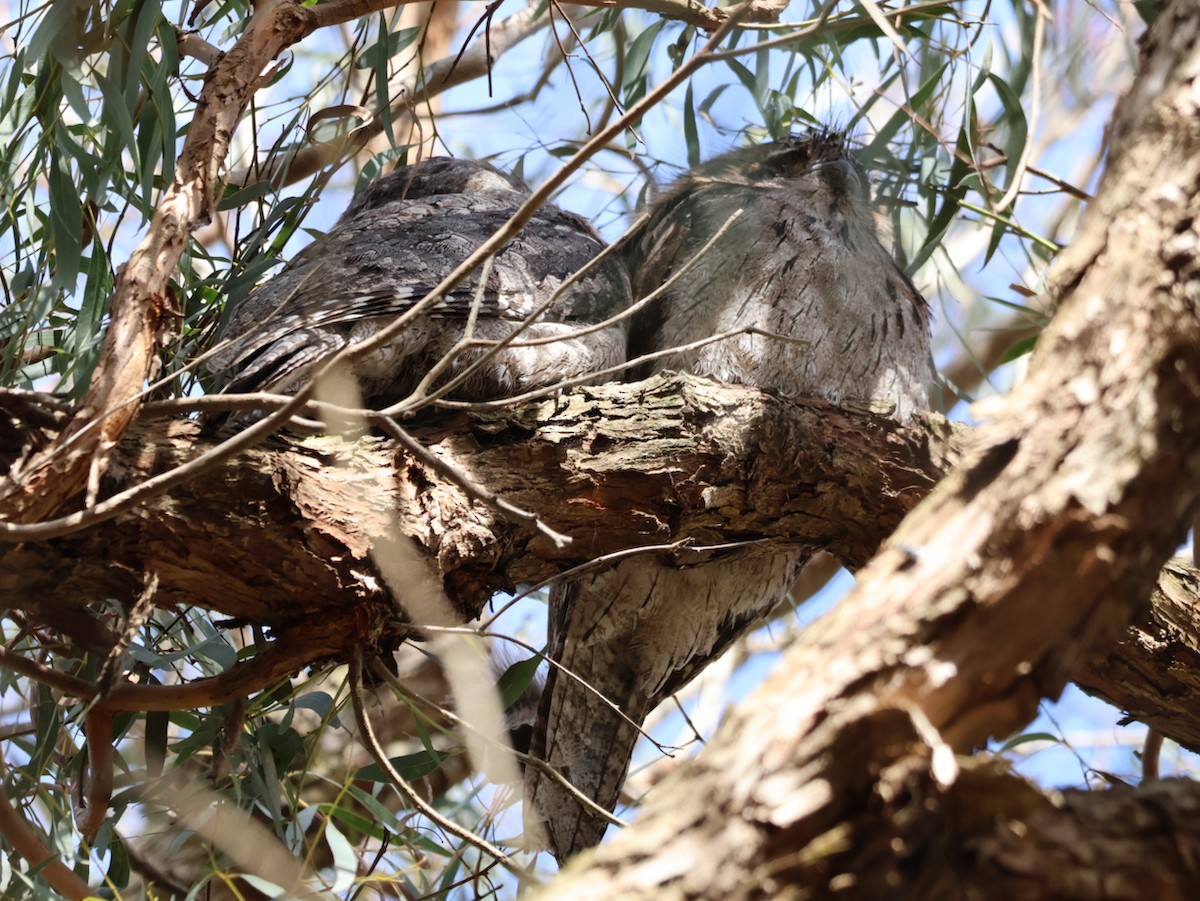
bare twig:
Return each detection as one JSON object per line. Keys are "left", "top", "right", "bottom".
{"left": 348, "top": 652, "right": 538, "bottom": 883}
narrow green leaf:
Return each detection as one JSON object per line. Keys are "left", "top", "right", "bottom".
{"left": 355, "top": 24, "right": 422, "bottom": 70}
{"left": 496, "top": 654, "right": 542, "bottom": 710}
{"left": 46, "top": 144, "right": 82, "bottom": 291}
{"left": 683, "top": 82, "right": 700, "bottom": 169}
{"left": 754, "top": 41, "right": 770, "bottom": 107}
{"left": 66, "top": 238, "right": 115, "bottom": 394}
{"left": 862, "top": 61, "right": 947, "bottom": 158}
{"left": 0, "top": 54, "right": 37, "bottom": 144}
{"left": 623, "top": 20, "right": 665, "bottom": 92}
{"left": 344, "top": 783, "right": 400, "bottom": 829}
{"left": 29, "top": 683, "right": 60, "bottom": 778}
{"left": 136, "top": 102, "right": 163, "bottom": 212}
{"left": 999, "top": 333, "right": 1038, "bottom": 365}
{"left": 320, "top": 803, "right": 387, "bottom": 841}
{"left": 698, "top": 83, "right": 730, "bottom": 117}
{"left": 96, "top": 72, "right": 140, "bottom": 180}
{"left": 986, "top": 71, "right": 1029, "bottom": 195}
{"left": 217, "top": 180, "right": 276, "bottom": 211}
{"left": 292, "top": 691, "right": 338, "bottom": 723}
{"left": 373, "top": 14, "right": 394, "bottom": 143}
{"left": 145, "top": 709, "right": 168, "bottom": 777}
{"left": 998, "top": 731, "right": 1058, "bottom": 752}
{"left": 723, "top": 58, "right": 757, "bottom": 105}
{"left": 126, "top": 0, "right": 161, "bottom": 104}
{"left": 104, "top": 831, "right": 132, "bottom": 888}
{"left": 353, "top": 747, "right": 451, "bottom": 783}
{"left": 1134, "top": 0, "right": 1161, "bottom": 25}
{"left": 25, "top": 0, "right": 77, "bottom": 64}
{"left": 984, "top": 211, "right": 1006, "bottom": 265}
{"left": 355, "top": 147, "right": 411, "bottom": 193}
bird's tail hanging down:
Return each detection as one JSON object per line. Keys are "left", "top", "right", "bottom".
{"left": 524, "top": 573, "right": 647, "bottom": 857}
{"left": 525, "top": 549, "right": 809, "bottom": 861}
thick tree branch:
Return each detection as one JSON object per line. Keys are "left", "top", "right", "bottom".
{"left": 8, "top": 371, "right": 1200, "bottom": 762}
{"left": 0, "top": 374, "right": 955, "bottom": 645}
{"left": 1074, "top": 558, "right": 1200, "bottom": 754}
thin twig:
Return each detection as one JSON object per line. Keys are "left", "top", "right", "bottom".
{"left": 373, "top": 416, "right": 572, "bottom": 547}
{"left": 348, "top": 652, "right": 538, "bottom": 883}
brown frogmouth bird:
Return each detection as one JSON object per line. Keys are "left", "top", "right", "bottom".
{"left": 524, "top": 132, "right": 932, "bottom": 861}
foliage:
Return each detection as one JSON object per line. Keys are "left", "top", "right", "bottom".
{"left": 0, "top": 0, "right": 1145, "bottom": 896}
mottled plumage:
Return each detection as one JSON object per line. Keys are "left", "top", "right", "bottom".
{"left": 207, "top": 157, "right": 630, "bottom": 408}
{"left": 525, "top": 133, "right": 931, "bottom": 860}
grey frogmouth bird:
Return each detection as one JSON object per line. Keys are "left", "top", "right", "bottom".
{"left": 524, "top": 132, "right": 932, "bottom": 861}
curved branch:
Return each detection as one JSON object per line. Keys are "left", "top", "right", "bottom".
{"left": 0, "top": 759, "right": 93, "bottom": 901}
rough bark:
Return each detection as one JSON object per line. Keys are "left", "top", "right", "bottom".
{"left": 5, "top": 384, "right": 1200, "bottom": 744}
{"left": 1075, "top": 558, "right": 1200, "bottom": 753}
{"left": 0, "top": 374, "right": 956, "bottom": 658}
{"left": 533, "top": 1, "right": 1200, "bottom": 896}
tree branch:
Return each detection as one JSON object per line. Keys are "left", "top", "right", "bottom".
{"left": 0, "top": 373, "right": 957, "bottom": 635}
{"left": 1074, "top": 558, "right": 1200, "bottom": 754}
